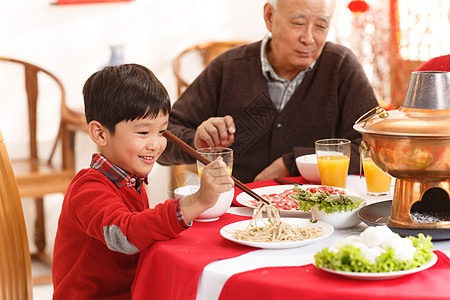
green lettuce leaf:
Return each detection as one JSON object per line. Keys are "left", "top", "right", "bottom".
{"left": 291, "top": 188, "right": 362, "bottom": 213}
{"left": 314, "top": 233, "right": 434, "bottom": 272}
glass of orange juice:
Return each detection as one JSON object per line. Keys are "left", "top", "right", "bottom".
{"left": 196, "top": 147, "right": 233, "bottom": 178}
{"left": 315, "top": 138, "right": 351, "bottom": 188}
{"left": 361, "top": 149, "right": 391, "bottom": 196}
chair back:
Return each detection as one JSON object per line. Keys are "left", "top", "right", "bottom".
{"left": 173, "top": 41, "right": 245, "bottom": 97}
{"left": 0, "top": 56, "right": 82, "bottom": 170}
{"left": 0, "top": 130, "right": 33, "bottom": 300}
{"left": 0, "top": 57, "right": 76, "bottom": 198}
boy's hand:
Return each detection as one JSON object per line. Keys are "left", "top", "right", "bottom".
{"left": 181, "top": 158, "right": 234, "bottom": 222}
{"left": 197, "top": 158, "right": 234, "bottom": 208}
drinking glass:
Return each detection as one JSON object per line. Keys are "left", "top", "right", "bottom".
{"left": 361, "top": 149, "right": 391, "bottom": 196}
{"left": 315, "top": 138, "right": 351, "bottom": 188}
{"left": 196, "top": 147, "right": 233, "bottom": 178}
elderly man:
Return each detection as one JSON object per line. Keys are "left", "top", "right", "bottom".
{"left": 158, "top": 0, "right": 378, "bottom": 183}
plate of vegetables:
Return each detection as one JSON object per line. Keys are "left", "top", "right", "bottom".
{"left": 314, "top": 226, "right": 437, "bottom": 280}
{"left": 235, "top": 185, "right": 360, "bottom": 217}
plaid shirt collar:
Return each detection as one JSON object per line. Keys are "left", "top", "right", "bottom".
{"left": 90, "top": 153, "right": 148, "bottom": 192}
{"left": 260, "top": 33, "right": 315, "bottom": 82}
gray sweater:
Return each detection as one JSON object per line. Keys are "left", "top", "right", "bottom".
{"left": 158, "top": 41, "right": 379, "bottom": 183}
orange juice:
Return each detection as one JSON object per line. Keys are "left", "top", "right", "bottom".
{"left": 363, "top": 158, "right": 391, "bottom": 195}
{"left": 198, "top": 167, "right": 232, "bottom": 178}
{"left": 317, "top": 155, "right": 350, "bottom": 188}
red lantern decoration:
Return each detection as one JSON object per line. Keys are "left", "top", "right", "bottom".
{"left": 348, "top": 0, "right": 369, "bottom": 14}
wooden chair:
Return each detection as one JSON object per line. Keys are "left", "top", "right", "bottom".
{"left": 0, "top": 57, "right": 84, "bottom": 273}
{"left": 170, "top": 41, "right": 246, "bottom": 192}
{"left": 0, "top": 130, "right": 33, "bottom": 300}
{"left": 173, "top": 41, "right": 246, "bottom": 96}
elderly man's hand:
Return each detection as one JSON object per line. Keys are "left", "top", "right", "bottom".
{"left": 194, "top": 115, "right": 235, "bottom": 149}
{"left": 254, "top": 157, "right": 290, "bottom": 182}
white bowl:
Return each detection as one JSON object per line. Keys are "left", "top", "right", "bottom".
{"left": 310, "top": 196, "right": 367, "bottom": 229}
{"left": 174, "top": 185, "right": 201, "bottom": 198}
{"left": 295, "top": 154, "right": 321, "bottom": 183}
{"left": 174, "top": 185, "right": 234, "bottom": 222}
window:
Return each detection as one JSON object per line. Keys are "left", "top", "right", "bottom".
{"left": 397, "top": 0, "right": 449, "bottom": 61}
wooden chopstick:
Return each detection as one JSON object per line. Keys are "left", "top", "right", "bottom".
{"left": 162, "top": 130, "right": 271, "bottom": 205}
{"left": 274, "top": 178, "right": 303, "bottom": 186}
{"left": 231, "top": 177, "right": 271, "bottom": 206}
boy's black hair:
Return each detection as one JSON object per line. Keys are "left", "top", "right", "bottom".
{"left": 83, "top": 63, "right": 171, "bottom": 133}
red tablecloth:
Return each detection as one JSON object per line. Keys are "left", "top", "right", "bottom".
{"left": 232, "top": 176, "right": 311, "bottom": 206}
{"left": 218, "top": 250, "right": 450, "bottom": 300}
{"left": 131, "top": 213, "right": 253, "bottom": 300}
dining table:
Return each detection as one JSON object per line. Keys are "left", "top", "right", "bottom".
{"left": 131, "top": 175, "right": 450, "bottom": 300}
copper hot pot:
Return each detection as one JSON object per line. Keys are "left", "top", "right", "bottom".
{"left": 354, "top": 71, "right": 450, "bottom": 232}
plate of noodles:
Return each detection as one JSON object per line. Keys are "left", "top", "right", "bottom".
{"left": 220, "top": 217, "right": 334, "bottom": 249}
{"left": 235, "top": 184, "right": 359, "bottom": 217}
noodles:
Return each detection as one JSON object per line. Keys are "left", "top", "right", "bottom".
{"left": 234, "top": 202, "right": 324, "bottom": 243}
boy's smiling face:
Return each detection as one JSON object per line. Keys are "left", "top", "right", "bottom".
{"left": 99, "top": 111, "right": 169, "bottom": 177}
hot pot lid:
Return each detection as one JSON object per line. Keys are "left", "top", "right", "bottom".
{"left": 353, "top": 106, "right": 450, "bottom": 137}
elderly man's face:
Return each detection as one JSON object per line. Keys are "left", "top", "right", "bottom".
{"left": 264, "top": 0, "right": 335, "bottom": 79}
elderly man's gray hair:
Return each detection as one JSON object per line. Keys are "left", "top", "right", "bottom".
{"left": 267, "top": 0, "right": 336, "bottom": 11}
{"left": 267, "top": 0, "right": 278, "bottom": 10}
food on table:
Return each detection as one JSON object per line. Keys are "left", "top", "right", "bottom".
{"left": 290, "top": 188, "right": 360, "bottom": 213}
{"left": 233, "top": 202, "right": 324, "bottom": 243}
{"left": 314, "top": 226, "right": 434, "bottom": 272}
{"left": 249, "top": 186, "right": 346, "bottom": 211}
{"left": 257, "top": 188, "right": 301, "bottom": 210}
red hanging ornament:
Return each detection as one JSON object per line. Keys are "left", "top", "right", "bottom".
{"left": 348, "top": 0, "right": 369, "bottom": 14}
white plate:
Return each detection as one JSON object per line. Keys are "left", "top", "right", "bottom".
{"left": 220, "top": 218, "right": 334, "bottom": 249}
{"left": 235, "top": 184, "right": 360, "bottom": 217}
{"left": 317, "top": 252, "right": 438, "bottom": 280}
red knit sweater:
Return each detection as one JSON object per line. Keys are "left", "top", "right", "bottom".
{"left": 52, "top": 168, "right": 187, "bottom": 299}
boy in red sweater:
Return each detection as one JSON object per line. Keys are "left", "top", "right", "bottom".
{"left": 52, "top": 64, "right": 233, "bottom": 299}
